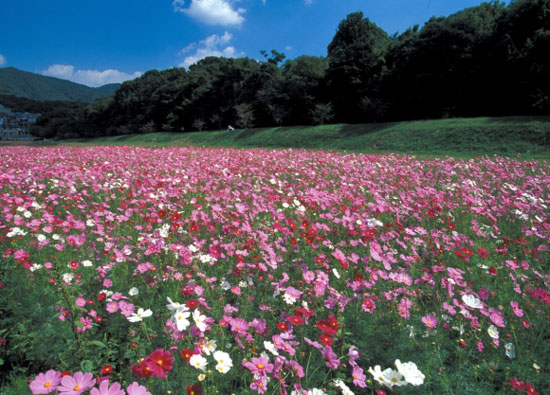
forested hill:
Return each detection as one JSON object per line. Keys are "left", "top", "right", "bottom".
{"left": 0, "top": 67, "right": 120, "bottom": 102}
{"left": 30, "top": 0, "right": 550, "bottom": 139}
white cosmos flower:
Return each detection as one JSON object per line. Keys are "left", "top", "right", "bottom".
{"left": 173, "top": 309, "right": 191, "bottom": 331}
{"left": 81, "top": 260, "right": 93, "bottom": 267}
{"left": 213, "top": 350, "right": 233, "bottom": 373}
{"left": 189, "top": 354, "right": 208, "bottom": 371}
{"left": 505, "top": 343, "right": 516, "bottom": 359}
{"left": 128, "top": 287, "right": 139, "bottom": 296}
{"left": 263, "top": 341, "right": 279, "bottom": 356}
{"left": 62, "top": 273, "right": 74, "bottom": 282}
{"left": 462, "top": 294, "right": 483, "bottom": 309}
{"left": 193, "top": 309, "right": 207, "bottom": 332}
{"left": 488, "top": 324, "right": 499, "bottom": 339}
{"left": 369, "top": 365, "right": 407, "bottom": 388}
{"left": 333, "top": 379, "right": 354, "bottom": 395}
{"left": 202, "top": 339, "right": 217, "bottom": 355}
{"left": 166, "top": 297, "right": 185, "bottom": 312}
{"left": 37, "top": 234, "right": 47, "bottom": 242}
{"left": 127, "top": 308, "right": 152, "bottom": 323}
{"left": 30, "top": 264, "right": 42, "bottom": 272}
{"left": 395, "top": 359, "right": 425, "bottom": 386}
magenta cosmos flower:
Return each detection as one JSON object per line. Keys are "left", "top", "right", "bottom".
{"left": 90, "top": 380, "right": 125, "bottom": 395}
{"left": 29, "top": 370, "right": 61, "bottom": 394}
{"left": 57, "top": 371, "right": 96, "bottom": 395}
{"left": 126, "top": 382, "right": 152, "bottom": 395}
{"left": 421, "top": 314, "right": 438, "bottom": 329}
{"left": 242, "top": 356, "right": 274, "bottom": 376}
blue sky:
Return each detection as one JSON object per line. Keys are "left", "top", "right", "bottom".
{"left": 0, "top": 0, "right": 502, "bottom": 87}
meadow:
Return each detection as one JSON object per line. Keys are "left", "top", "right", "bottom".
{"left": 1, "top": 145, "right": 549, "bottom": 394}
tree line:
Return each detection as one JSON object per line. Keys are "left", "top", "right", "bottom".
{"left": 29, "top": 0, "right": 550, "bottom": 138}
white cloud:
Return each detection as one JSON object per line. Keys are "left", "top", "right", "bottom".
{"left": 0, "top": 54, "right": 6, "bottom": 66}
{"left": 173, "top": 0, "right": 245, "bottom": 27}
{"left": 179, "top": 32, "right": 244, "bottom": 69}
{"left": 41, "top": 64, "right": 142, "bottom": 87}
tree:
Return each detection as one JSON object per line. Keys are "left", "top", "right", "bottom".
{"left": 192, "top": 118, "right": 206, "bottom": 132}
{"left": 310, "top": 102, "right": 334, "bottom": 125}
{"left": 326, "top": 12, "right": 390, "bottom": 122}
{"left": 234, "top": 103, "right": 255, "bottom": 129}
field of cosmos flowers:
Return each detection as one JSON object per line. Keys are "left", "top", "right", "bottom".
{"left": 1, "top": 146, "right": 550, "bottom": 395}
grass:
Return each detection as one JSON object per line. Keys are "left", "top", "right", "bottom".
{"left": 2, "top": 116, "right": 550, "bottom": 158}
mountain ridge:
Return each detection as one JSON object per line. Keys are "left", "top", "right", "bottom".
{"left": 0, "top": 67, "right": 121, "bottom": 103}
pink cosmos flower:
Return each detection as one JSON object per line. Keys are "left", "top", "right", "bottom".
{"left": 106, "top": 302, "right": 119, "bottom": 313}
{"left": 229, "top": 317, "right": 249, "bottom": 336}
{"left": 126, "top": 382, "right": 152, "bottom": 395}
{"left": 57, "top": 371, "right": 96, "bottom": 395}
{"left": 90, "top": 380, "right": 125, "bottom": 395}
{"left": 422, "top": 315, "right": 438, "bottom": 329}
{"left": 322, "top": 346, "right": 340, "bottom": 369}
{"left": 362, "top": 298, "right": 376, "bottom": 313}
{"left": 397, "top": 297, "right": 412, "bottom": 319}
{"left": 250, "top": 375, "right": 268, "bottom": 394}
{"left": 352, "top": 366, "right": 367, "bottom": 387}
{"left": 75, "top": 297, "right": 86, "bottom": 307}
{"left": 77, "top": 317, "right": 93, "bottom": 332}
{"left": 29, "top": 370, "right": 61, "bottom": 394}
{"left": 118, "top": 301, "right": 135, "bottom": 317}
{"left": 477, "top": 340, "right": 484, "bottom": 352}
{"left": 510, "top": 301, "right": 524, "bottom": 317}
{"left": 489, "top": 308, "right": 505, "bottom": 328}
{"left": 242, "top": 356, "right": 274, "bottom": 376}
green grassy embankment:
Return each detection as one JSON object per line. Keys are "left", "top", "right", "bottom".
{"left": 6, "top": 116, "right": 550, "bottom": 157}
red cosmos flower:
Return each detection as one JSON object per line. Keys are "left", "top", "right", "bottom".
{"left": 327, "top": 314, "right": 339, "bottom": 331}
{"left": 509, "top": 377, "right": 525, "bottom": 391}
{"left": 524, "top": 383, "right": 538, "bottom": 394}
{"left": 180, "top": 348, "right": 196, "bottom": 362}
{"left": 295, "top": 307, "right": 315, "bottom": 318}
{"left": 477, "top": 248, "right": 490, "bottom": 258}
{"left": 186, "top": 382, "right": 203, "bottom": 395}
{"left": 100, "top": 364, "right": 113, "bottom": 375}
{"left": 320, "top": 332, "right": 333, "bottom": 346}
{"left": 489, "top": 266, "right": 498, "bottom": 275}
{"left": 144, "top": 349, "right": 174, "bottom": 378}
{"left": 185, "top": 299, "right": 199, "bottom": 309}
{"left": 316, "top": 320, "right": 337, "bottom": 336}
{"left": 130, "top": 360, "right": 152, "bottom": 379}
{"left": 60, "top": 371, "right": 71, "bottom": 377}
{"left": 97, "top": 292, "right": 107, "bottom": 302}
{"left": 277, "top": 322, "right": 289, "bottom": 331}
{"left": 288, "top": 315, "right": 304, "bottom": 326}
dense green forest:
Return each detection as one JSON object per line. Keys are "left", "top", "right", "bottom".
{"left": 21, "top": 0, "right": 550, "bottom": 139}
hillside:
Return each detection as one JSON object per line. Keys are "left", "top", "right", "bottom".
{"left": 19, "top": 116, "right": 550, "bottom": 158}
{"left": 0, "top": 67, "right": 120, "bottom": 102}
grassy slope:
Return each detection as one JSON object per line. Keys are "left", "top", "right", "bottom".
{"left": 7, "top": 116, "right": 550, "bottom": 157}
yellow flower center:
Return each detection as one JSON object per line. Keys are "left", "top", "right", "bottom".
{"left": 392, "top": 377, "right": 398, "bottom": 383}
{"left": 258, "top": 364, "right": 264, "bottom": 369}
{"left": 74, "top": 385, "right": 81, "bottom": 391}
{"left": 44, "top": 382, "right": 51, "bottom": 388}
{"left": 157, "top": 359, "right": 163, "bottom": 366}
